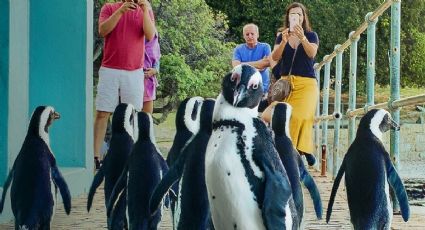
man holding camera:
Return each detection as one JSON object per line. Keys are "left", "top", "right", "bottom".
{"left": 93, "top": 0, "right": 156, "bottom": 169}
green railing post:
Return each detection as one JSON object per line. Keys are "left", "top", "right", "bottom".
{"left": 390, "top": 0, "right": 401, "bottom": 211}
{"left": 333, "top": 45, "right": 343, "bottom": 179}
{"left": 366, "top": 12, "right": 378, "bottom": 107}
{"left": 321, "top": 56, "right": 331, "bottom": 175}
{"left": 314, "top": 63, "right": 321, "bottom": 171}
{"left": 348, "top": 31, "right": 360, "bottom": 144}
{"left": 390, "top": 0, "right": 401, "bottom": 170}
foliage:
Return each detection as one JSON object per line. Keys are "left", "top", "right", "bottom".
{"left": 205, "top": 0, "right": 425, "bottom": 89}
{"left": 153, "top": 0, "right": 234, "bottom": 100}
{"left": 150, "top": 0, "right": 235, "bottom": 122}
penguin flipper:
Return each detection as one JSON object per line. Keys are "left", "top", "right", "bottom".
{"left": 51, "top": 164, "right": 72, "bottom": 215}
{"left": 158, "top": 156, "right": 171, "bottom": 208}
{"left": 262, "top": 165, "right": 292, "bottom": 230}
{"left": 87, "top": 165, "right": 105, "bottom": 212}
{"left": 0, "top": 166, "right": 14, "bottom": 213}
{"left": 149, "top": 147, "right": 188, "bottom": 216}
{"left": 110, "top": 188, "right": 128, "bottom": 230}
{"left": 107, "top": 164, "right": 128, "bottom": 217}
{"left": 326, "top": 157, "right": 346, "bottom": 223}
{"left": 385, "top": 156, "right": 410, "bottom": 222}
{"left": 297, "top": 154, "right": 322, "bottom": 219}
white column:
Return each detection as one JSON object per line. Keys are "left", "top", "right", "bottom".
{"left": 8, "top": 0, "right": 29, "bottom": 167}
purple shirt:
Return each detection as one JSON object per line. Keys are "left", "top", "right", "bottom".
{"left": 144, "top": 34, "right": 161, "bottom": 69}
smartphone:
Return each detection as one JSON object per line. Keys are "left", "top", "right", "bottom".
{"left": 289, "top": 13, "right": 300, "bottom": 32}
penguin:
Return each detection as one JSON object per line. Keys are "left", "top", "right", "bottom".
{"left": 149, "top": 99, "right": 216, "bottom": 230}
{"left": 205, "top": 64, "right": 296, "bottom": 230}
{"left": 0, "top": 106, "right": 71, "bottom": 230}
{"left": 87, "top": 103, "right": 136, "bottom": 230}
{"left": 165, "top": 96, "right": 204, "bottom": 219}
{"left": 166, "top": 96, "right": 204, "bottom": 166}
{"left": 270, "top": 102, "right": 323, "bottom": 226}
{"left": 107, "top": 111, "right": 169, "bottom": 230}
{"left": 326, "top": 109, "right": 410, "bottom": 229}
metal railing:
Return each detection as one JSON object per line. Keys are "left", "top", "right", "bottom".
{"left": 313, "top": 0, "right": 425, "bottom": 180}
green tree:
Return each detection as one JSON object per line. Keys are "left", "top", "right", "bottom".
{"left": 151, "top": 0, "right": 235, "bottom": 122}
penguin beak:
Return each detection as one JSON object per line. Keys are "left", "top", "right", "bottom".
{"left": 233, "top": 85, "right": 247, "bottom": 107}
{"left": 53, "top": 111, "right": 61, "bottom": 120}
{"left": 388, "top": 117, "right": 400, "bottom": 131}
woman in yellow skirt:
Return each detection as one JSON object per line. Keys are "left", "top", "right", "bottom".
{"left": 262, "top": 2, "right": 319, "bottom": 166}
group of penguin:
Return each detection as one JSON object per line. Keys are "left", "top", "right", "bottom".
{"left": 0, "top": 64, "right": 411, "bottom": 230}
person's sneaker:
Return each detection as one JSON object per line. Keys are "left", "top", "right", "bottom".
{"left": 305, "top": 153, "right": 316, "bottom": 166}
{"left": 94, "top": 157, "right": 101, "bottom": 170}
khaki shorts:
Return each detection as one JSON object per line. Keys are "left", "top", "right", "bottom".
{"left": 95, "top": 66, "right": 144, "bottom": 112}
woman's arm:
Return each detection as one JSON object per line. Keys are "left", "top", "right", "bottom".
{"left": 271, "top": 29, "right": 289, "bottom": 61}
{"left": 300, "top": 36, "right": 318, "bottom": 58}
{"left": 294, "top": 25, "right": 318, "bottom": 58}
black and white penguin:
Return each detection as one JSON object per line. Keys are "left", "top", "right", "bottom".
{"left": 150, "top": 99, "right": 215, "bottom": 230}
{"left": 87, "top": 103, "right": 136, "bottom": 229}
{"left": 205, "top": 64, "right": 296, "bottom": 230}
{"left": 165, "top": 96, "right": 204, "bottom": 219}
{"left": 0, "top": 106, "right": 71, "bottom": 229}
{"left": 326, "top": 109, "right": 410, "bottom": 229}
{"left": 270, "top": 102, "right": 322, "bottom": 226}
{"left": 166, "top": 96, "right": 203, "bottom": 166}
{"left": 107, "top": 111, "right": 169, "bottom": 229}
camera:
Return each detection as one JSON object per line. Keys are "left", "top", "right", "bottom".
{"left": 289, "top": 14, "right": 300, "bottom": 32}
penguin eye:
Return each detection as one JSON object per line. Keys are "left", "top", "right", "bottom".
{"left": 252, "top": 84, "right": 258, "bottom": 89}
{"left": 231, "top": 73, "right": 239, "bottom": 82}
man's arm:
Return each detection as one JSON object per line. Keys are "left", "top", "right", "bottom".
{"left": 271, "top": 29, "right": 289, "bottom": 61}
{"left": 99, "top": 2, "right": 137, "bottom": 37}
{"left": 233, "top": 57, "right": 270, "bottom": 70}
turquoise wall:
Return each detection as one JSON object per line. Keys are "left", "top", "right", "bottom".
{"left": 0, "top": 0, "right": 9, "bottom": 185}
{"left": 29, "top": 1, "right": 87, "bottom": 167}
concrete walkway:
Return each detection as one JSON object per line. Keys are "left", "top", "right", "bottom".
{"left": 1, "top": 169, "right": 423, "bottom": 229}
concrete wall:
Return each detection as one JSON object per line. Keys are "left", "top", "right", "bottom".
{"left": 0, "top": 0, "right": 93, "bottom": 223}
{"left": 316, "top": 122, "right": 425, "bottom": 175}
{"left": 29, "top": 0, "right": 90, "bottom": 167}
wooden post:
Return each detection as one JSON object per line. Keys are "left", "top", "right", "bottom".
{"left": 321, "top": 144, "right": 327, "bottom": 177}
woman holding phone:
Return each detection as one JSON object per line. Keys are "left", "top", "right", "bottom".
{"left": 262, "top": 2, "right": 319, "bottom": 166}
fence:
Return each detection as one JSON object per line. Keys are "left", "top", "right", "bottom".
{"left": 313, "top": 0, "right": 425, "bottom": 180}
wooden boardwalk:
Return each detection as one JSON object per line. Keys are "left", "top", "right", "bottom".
{"left": 0, "top": 169, "right": 423, "bottom": 229}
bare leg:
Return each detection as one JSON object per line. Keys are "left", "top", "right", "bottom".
{"left": 142, "top": 100, "right": 154, "bottom": 114}
{"left": 94, "top": 111, "right": 111, "bottom": 160}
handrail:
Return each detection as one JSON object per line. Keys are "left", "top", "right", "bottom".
{"left": 314, "top": 0, "right": 395, "bottom": 70}
{"left": 312, "top": 0, "right": 425, "bottom": 182}
{"left": 315, "top": 94, "right": 425, "bottom": 121}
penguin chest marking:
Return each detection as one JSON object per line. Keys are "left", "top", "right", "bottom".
{"left": 384, "top": 172, "right": 393, "bottom": 226}
{"left": 206, "top": 127, "right": 265, "bottom": 230}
